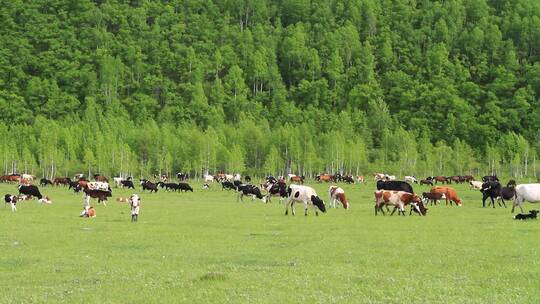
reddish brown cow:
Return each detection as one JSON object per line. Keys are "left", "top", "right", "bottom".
{"left": 430, "top": 186, "right": 462, "bottom": 206}
{"left": 94, "top": 175, "right": 108, "bottom": 182}
{"left": 317, "top": 174, "right": 333, "bottom": 182}
{"left": 53, "top": 177, "right": 71, "bottom": 186}
{"left": 433, "top": 176, "right": 448, "bottom": 184}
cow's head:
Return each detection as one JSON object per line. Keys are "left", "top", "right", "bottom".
{"left": 311, "top": 195, "right": 326, "bottom": 213}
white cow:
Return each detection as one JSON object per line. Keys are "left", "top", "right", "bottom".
{"left": 21, "top": 174, "right": 35, "bottom": 181}
{"left": 204, "top": 175, "right": 214, "bottom": 183}
{"left": 512, "top": 184, "right": 540, "bottom": 213}
{"left": 328, "top": 186, "right": 349, "bottom": 209}
{"left": 233, "top": 173, "right": 242, "bottom": 182}
{"left": 113, "top": 177, "right": 124, "bottom": 188}
{"left": 225, "top": 174, "right": 234, "bottom": 181}
{"left": 404, "top": 176, "right": 418, "bottom": 184}
{"left": 129, "top": 194, "right": 141, "bottom": 222}
{"left": 285, "top": 185, "right": 326, "bottom": 216}
{"left": 469, "top": 181, "right": 483, "bottom": 190}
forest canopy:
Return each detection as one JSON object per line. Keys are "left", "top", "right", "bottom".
{"left": 0, "top": 0, "right": 539, "bottom": 178}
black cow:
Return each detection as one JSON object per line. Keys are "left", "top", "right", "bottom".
{"left": 222, "top": 181, "right": 236, "bottom": 191}
{"left": 244, "top": 175, "right": 252, "bottom": 183}
{"left": 482, "top": 175, "right": 499, "bottom": 182}
{"left": 514, "top": 210, "right": 539, "bottom": 220}
{"left": 342, "top": 175, "right": 355, "bottom": 184}
{"left": 40, "top": 178, "right": 53, "bottom": 187}
{"left": 177, "top": 172, "right": 189, "bottom": 181}
{"left": 376, "top": 180, "right": 414, "bottom": 194}
{"left": 481, "top": 181, "right": 506, "bottom": 208}
{"left": 140, "top": 180, "right": 158, "bottom": 193}
{"left": 236, "top": 184, "right": 263, "bottom": 202}
{"left": 177, "top": 182, "right": 193, "bottom": 192}
{"left": 120, "top": 180, "right": 135, "bottom": 189}
{"left": 420, "top": 179, "right": 433, "bottom": 186}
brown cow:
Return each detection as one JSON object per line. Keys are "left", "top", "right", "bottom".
{"left": 53, "top": 177, "right": 71, "bottom": 186}
{"left": 374, "top": 190, "right": 426, "bottom": 216}
{"left": 317, "top": 174, "right": 333, "bottom": 183}
{"left": 433, "top": 176, "right": 448, "bottom": 184}
{"left": 430, "top": 186, "right": 462, "bottom": 206}
{"left": 94, "top": 174, "right": 108, "bottom": 182}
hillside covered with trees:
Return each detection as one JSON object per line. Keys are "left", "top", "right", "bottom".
{"left": 1, "top": 0, "right": 540, "bottom": 178}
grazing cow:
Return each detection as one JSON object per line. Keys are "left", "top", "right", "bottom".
{"left": 480, "top": 181, "right": 505, "bottom": 208}
{"left": 53, "top": 177, "right": 71, "bottom": 186}
{"left": 288, "top": 174, "right": 304, "bottom": 184}
{"left": 140, "top": 180, "right": 158, "bottom": 193}
{"left": 113, "top": 177, "right": 124, "bottom": 188}
{"left": 422, "top": 192, "right": 445, "bottom": 206}
{"left": 482, "top": 175, "right": 499, "bottom": 182}
{"left": 374, "top": 190, "right": 425, "bottom": 216}
{"left": 373, "top": 173, "right": 386, "bottom": 181}
{"left": 177, "top": 172, "right": 189, "bottom": 181}
{"left": 285, "top": 185, "right": 326, "bottom": 216}
{"left": 120, "top": 180, "right": 135, "bottom": 189}
{"left": 204, "top": 175, "right": 214, "bottom": 183}
{"left": 40, "top": 178, "right": 53, "bottom": 187}
{"left": 341, "top": 175, "right": 355, "bottom": 184}
{"left": 4, "top": 194, "right": 19, "bottom": 211}
{"left": 356, "top": 176, "right": 365, "bottom": 183}
{"left": 410, "top": 201, "right": 428, "bottom": 216}
{"left": 404, "top": 176, "right": 418, "bottom": 184}
{"left": 17, "top": 185, "right": 51, "bottom": 203}
{"left": 433, "top": 176, "right": 448, "bottom": 184}
{"left": 316, "top": 174, "right": 333, "bottom": 183}
{"left": 262, "top": 180, "right": 288, "bottom": 204}
{"left": 221, "top": 181, "right": 236, "bottom": 191}
{"left": 130, "top": 194, "right": 141, "bottom": 222}
{"left": 236, "top": 184, "right": 264, "bottom": 202}
{"left": 514, "top": 210, "right": 539, "bottom": 220}
{"left": 94, "top": 174, "right": 109, "bottom": 182}
{"left": 420, "top": 179, "right": 434, "bottom": 186}
{"left": 177, "top": 182, "right": 193, "bottom": 192}
{"left": 430, "top": 186, "right": 462, "bottom": 206}
{"left": 328, "top": 186, "right": 349, "bottom": 209}
{"left": 83, "top": 187, "right": 111, "bottom": 206}
{"left": 469, "top": 181, "right": 483, "bottom": 190}
{"left": 512, "top": 184, "right": 540, "bottom": 213}
{"left": 448, "top": 176, "right": 462, "bottom": 184}
{"left": 376, "top": 180, "right": 414, "bottom": 194}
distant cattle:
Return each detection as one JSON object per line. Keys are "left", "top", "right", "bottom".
{"left": 376, "top": 180, "right": 414, "bottom": 194}
{"left": 177, "top": 172, "right": 189, "bottom": 181}
{"left": 430, "top": 186, "right": 462, "bottom": 206}
{"left": 221, "top": 181, "right": 236, "bottom": 191}
{"left": 356, "top": 176, "right": 365, "bottom": 183}
{"left": 53, "top": 177, "right": 71, "bottom": 186}
{"left": 288, "top": 174, "right": 304, "bottom": 184}
{"left": 420, "top": 179, "right": 433, "bottom": 186}
{"left": 433, "top": 176, "right": 448, "bottom": 184}
{"left": 512, "top": 184, "right": 540, "bottom": 213}
{"left": 374, "top": 190, "right": 426, "bottom": 216}
{"left": 140, "top": 180, "right": 158, "bottom": 193}
{"left": 373, "top": 173, "right": 386, "bottom": 181}
{"left": 341, "top": 175, "right": 355, "bottom": 184}
{"left": 120, "top": 180, "right": 135, "bottom": 189}
{"left": 40, "top": 178, "right": 53, "bottom": 187}
{"left": 285, "top": 185, "right": 326, "bottom": 216}
{"left": 204, "top": 175, "right": 214, "bottom": 183}
{"left": 94, "top": 174, "right": 108, "bottom": 182}
{"left": 328, "top": 186, "right": 349, "bottom": 209}
{"left": 177, "top": 182, "right": 193, "bottom": 192}
{"left": 404, "top": 176, "right": 418, "bottom": 184}
{"left": 316, "top": 174, "right": 333, "bottom": 183}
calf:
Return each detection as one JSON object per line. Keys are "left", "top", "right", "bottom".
{"left": 328, "top": 186, "right": 349, "bottom": 209}
{"left": 430, "top": 186, "right": 462, "bottom": 206}
{"left": 422, "top": 192, "right": 445, "bottom": 206}
{"left": 4, "top": 194, "right": 18, "bottom": 211}
{"left": 285, "top": 185, "right": 326, "bottom": 216}
{"left": 514, "top": 210, "right": 539, "bottom": 220}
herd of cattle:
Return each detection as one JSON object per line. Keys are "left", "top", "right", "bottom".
{"left": 1, "top": 172, "right": 540, "bottom": 219}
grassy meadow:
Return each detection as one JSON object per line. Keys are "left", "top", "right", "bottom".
{"left": 1, "top": 179, "right": 539, "bottom": 303}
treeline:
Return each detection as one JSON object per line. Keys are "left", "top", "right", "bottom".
{"left": 0, "top": 0, "right": 539, "bottom": 178}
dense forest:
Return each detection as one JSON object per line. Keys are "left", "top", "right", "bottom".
{"left": 1, "top": 0, "right": 540, "bottom": 179}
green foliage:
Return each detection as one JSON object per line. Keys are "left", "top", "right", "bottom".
{"left": 0, "top": 1, "right": 539, "bottom": 177}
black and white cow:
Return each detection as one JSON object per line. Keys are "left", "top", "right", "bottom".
{"left": 236, "top": 184, "right": 264, "bottom": 202}
{"left": 262, "top": 180, "right": 288, "bottom": 204}
{"left": 177, "top": 172, "right": 189, "bottom": 181}
{"left": 120, "top": 180, "right": 135, "bottom": 189}
{"left": 285, "top": 185, "right": 326, "bottom": 216}
{"left": 17, "top": 185, "right": 51, "bottom": 203}
{"left": 221, "top": 181, "right": 236, "bottom": 191}
{"left": 4, "top": 194, "right": 19, "bottom": 211}
{"left": 40, "top": 178, "right": 53, "bottom": 187}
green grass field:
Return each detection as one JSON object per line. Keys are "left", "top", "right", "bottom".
{"left": 1, "top": 180, "right": 539, "bottom": 303}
